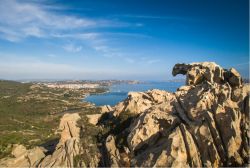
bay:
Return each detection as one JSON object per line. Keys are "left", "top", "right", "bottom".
{"left": 84, "top": 82, "right": 184, "bottom": 106}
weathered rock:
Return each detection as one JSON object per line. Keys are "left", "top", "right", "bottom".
{"left": 131, "top": 125, "right": 202, "bottom": 167}
{"left": 224, "top": 68, "right": 242, "bottom": 87}
{"left": 113, "top": 89, "right": 174, "bottom": 116}
{"left": 127, "top": 102, "right": 180, "bottom": 152}
{"left": 105, "top": 135, "right": 121, "bottom": 167}
{"left": 39, "top": 113, "right": 81, "bottom": 167}
{"left": 124, "top": 62, "right": 249, "bottom": 167}
{"left": 100, "top": 105, "right": 113, "bottom": 113}
{"left": 11, "top": 144, "right": 27, "bottom": 158}
{"left": 0, "top": 145, "right": 45, "bottom": 167}
{"left": 86, "top": 114, "right": 102, "bottom": 125}
{"left": 172, "top": 62, "right": 243, "bottom": 87}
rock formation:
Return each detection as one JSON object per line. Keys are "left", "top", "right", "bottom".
{"left": 124, "top": 62, "right": 249, "bottom": 167}
{"left": 100, "top": 105, "right": 113, "bottom": 113}
{"left": 39, "top": 113, "right": 81, "bottom": 167}
{"left": 0, "top": 144, "right": 45, "bottom": 167}
{"left": 172, "top": 62, "right": 243, "bottom": 87}
{"left": 113, "top": 89, "right": 174, "bottom": 116}
{"left": 105, "top": 135, "right": 121, "bottom": 167}
{"left": 0, "top": 62, "right": 248, "bottom": 167}
{"left": 86, "top": 114, "right": 102, "bottom": 125}
{"left": 0, "top": 113, "right": 81, "bottom": 167}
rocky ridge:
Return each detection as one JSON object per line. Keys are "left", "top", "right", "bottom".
{"left": 0, "top": 62, "right": 249, "bottom": 167}
{"left": 114, "top": 62, "right": 249, "bottom": 167}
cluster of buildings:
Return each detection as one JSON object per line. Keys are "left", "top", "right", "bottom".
{"left": 45, "top": 83, "right": 99, "bottom": 89}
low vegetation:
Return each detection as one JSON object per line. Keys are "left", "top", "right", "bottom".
{"left": 74, "top": 108, "right": 102, "bottom": 167}
{"left": 0, "top": 80, "right": 106, "bottom": 158}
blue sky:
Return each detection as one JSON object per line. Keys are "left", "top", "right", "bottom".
{"left": 0, "top": 0, "right": 249, "bottom": 80}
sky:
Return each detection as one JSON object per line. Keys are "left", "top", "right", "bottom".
{"left": 0, "top": 0, "right": 249, "bottom": 80}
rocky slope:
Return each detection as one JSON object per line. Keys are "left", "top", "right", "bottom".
{"left": 0, "top": 62, "right": 249, "bottom": 167}
{"left": 113, "top": 62, "right": 249, "bottom": 167}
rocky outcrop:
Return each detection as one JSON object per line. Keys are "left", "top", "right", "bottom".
{"left": 86, "top": 114, "right": 102, "bottom": 125}
{"left": 0, "top": 113, "right": 81, "bottom": 168}
{"left": 100, "top": 105, "right": 113, "bottom": 113}
{"left": 105, "top": 135, "right": 121, "bottom": 167}
{"left": 0, "top": 144, "right": 45, "bottom": 167}
{"left": 39, "top": 113, "right": 81, "bottom": 167}
{"left": 120, "top": 62, "right": 249, "bottom": 167}
{"left": 172, "top": 62, "right": 242, "bottom": 87}
{"left": 0, "top": 62, "right": 248, "bottom": 168}
{"left": 113, "top": 89, "right": 174, "bottom": 116}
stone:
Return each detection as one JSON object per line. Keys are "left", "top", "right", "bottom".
{"left": 127, "top": 102, "right": 180, "bottom": 152}
{"left": 100, "top": 105, "right": 113, "bottom": 113}
{"left": 39, "top": 113, "right": 81, "bottom": 167}
{"left": 105, "top": 135, "right": 121, "bottom": 167}
{"left": 86, "top": 114, "right": 102, "bottom": 125}
{"left": 123, "top": 62, "right": 249, "bottom": 167}
{"left": 11, "top": 144, "right": 27, "bottom": 158}
{"left": 113, "top": 89, "right": 174, "bottom": 116}
{"left": 0, "top": 145, "right": 45, "bottom": 167}
{"left": 227, "top": 68, "right": 242, "bottom": 87}
{"left": 27, "top": 147, "right": 46, "bottom": 166}
{"left": 172, "top": 62, "right": 244, "bottom": 87}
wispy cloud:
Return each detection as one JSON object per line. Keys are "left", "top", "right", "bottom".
{"left": 0, "top": 0, "right": 132, "bottom": 42}
{"left": 0, "top": 0, "right": 153, "bottom": 65}
{"left": 103, "top": 32, "right": 151, "bottom": 38}
{"left": 0, "top": 0, "right": 96, "bottom": 41}
{"left": 63, "top": 44, "right": 82, "bottom": 53}
{"left": 52, "top": 33, "right": 99, "bottom": 40}
{"left": 116, "top": 14, "right": 189, "bottom": 20}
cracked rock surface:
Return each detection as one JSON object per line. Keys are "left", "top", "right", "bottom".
{"left": 122, "top": 62, "right": 249, "bottom": 167}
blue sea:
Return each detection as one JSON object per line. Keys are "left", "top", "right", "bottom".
{"left": 84, "top": 82, "right": 184, "bottom": 106}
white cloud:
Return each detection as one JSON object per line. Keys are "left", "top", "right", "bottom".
{"left": 22, "top": 26, "right": 44, "bottom": 37}
{"left": 0, "top": 0, "right": 152, "bottom": 66}
{"left": 0, "top": 0, "right": 126, "bottom": 41}
{"left": 63, "top": 44, "right": 82, "bottom": 53}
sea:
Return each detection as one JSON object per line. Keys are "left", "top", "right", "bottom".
{"left": 84, "top": 82, "right": 184, "bottom": 106}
